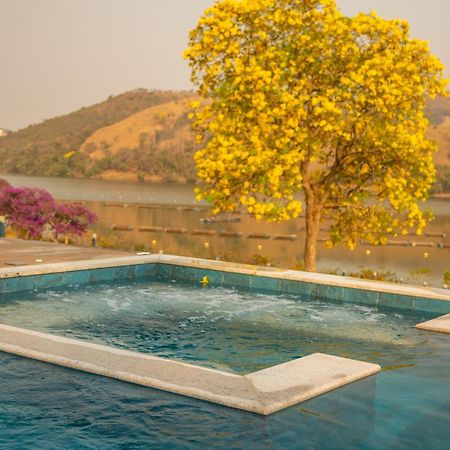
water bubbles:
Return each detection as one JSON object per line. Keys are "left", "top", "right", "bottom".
{"left": 2, "top": 280, "right": 427, "bottom": 373}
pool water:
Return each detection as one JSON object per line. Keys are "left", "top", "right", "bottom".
{"left": 1, "top": 279, "right": 449, "bottom": 449}
{"left": 0, "top": 280, "right": 435, "bottom": 373}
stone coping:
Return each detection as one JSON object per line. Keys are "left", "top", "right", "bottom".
{"left": 1, "top": 253, "right": 448, "bottom": 303}
{"left": 158, "top": 255, "right": 450, "bottom": 301}
{"left": 0, "top": 324, "right": 380, "bottom": 415}
{"left": 0, "top": 255, "right": 159, "bottom": 278}
{"left": 416, "top": 314, "right": 450, "bottom": 334}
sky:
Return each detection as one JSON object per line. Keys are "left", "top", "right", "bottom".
{"left": 1, "top": 0, "right": 449, "bottom": 131}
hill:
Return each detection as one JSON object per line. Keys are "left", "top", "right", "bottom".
{"left": 427, "top": 96, "right": 450, "bottom": 192}
{"left": 0, "top": 90, "right": 449, "bottom": 189}
{"left": 0, "top": 89, "right": 196, "bottom": 181}
{"left": 78, "top": 98, "right": 197, "bottom": 182}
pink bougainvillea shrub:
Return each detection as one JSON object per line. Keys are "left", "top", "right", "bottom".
{"left": 0, "top": 185, "right": 97, "bottom": 240}
{"left": 52, "top": 202, "right": 97, "bottom": 237}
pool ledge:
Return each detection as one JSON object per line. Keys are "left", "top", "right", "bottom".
{"left": 416, "top": 314, "right": 450, "bottom": 334}
{"left": 0, "top": 255, "right": 160, "bottom": 278}
{"left": 0, "top": 324, "right": 380, "bottom": 415}
{"left": 1, "top": 254, "right": 449, "bottom": 305}
{"left": 156, "top": 254, "right": 450, "bottom": 302}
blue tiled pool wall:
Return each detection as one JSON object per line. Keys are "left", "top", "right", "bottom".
{"left": 0, "top": 262, "right": 448, "bottom": 315}
{"left": 156, "top": 264, "right": 450, "bottom": 315}
{"left": 0, "top": 264, "right": 158, "bottom": 295}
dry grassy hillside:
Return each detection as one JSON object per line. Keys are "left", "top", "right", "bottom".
{"left": 427, "top": 96, "right": 450, "bottom": 192}
{"left": 77, "top": 98, "right": 198, "bottom": 183}
{"left": 0, "top": 89, "right": 196, "bottom": 179}
{"left": 80, "top": 100, "right": 194, "bottom": 159}
{"left": 428, "top": 116, "right": 450, "bottom": 165}
{"left": 0, "top": 90, "right": 449, "bottom": 189}
{"left": 77, "top": 95, "right": 450, "bottom": 185}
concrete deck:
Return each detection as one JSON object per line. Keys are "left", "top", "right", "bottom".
{"left": 0, "top": 238, "right": 132, "bottom": 266}
{"left": 0, "top": 324, "right": 380, "bottom": 415}
{"left": 416, "top": 314, "right": 450, "bottom": 334}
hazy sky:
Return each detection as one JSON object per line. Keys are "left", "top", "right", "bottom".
{"left": 1, "top": 0, "right": 449, "bottom": 130}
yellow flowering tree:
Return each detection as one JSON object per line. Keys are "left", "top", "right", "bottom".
{"left": 184, "top": 0, "right": 448, "bottom": 272}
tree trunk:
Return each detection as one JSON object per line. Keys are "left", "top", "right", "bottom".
{"left": 304, "top": 198, "right": 321, "bottom": 272}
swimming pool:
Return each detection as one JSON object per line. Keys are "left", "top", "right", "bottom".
{"left": 0, "top": 280, "right": 437, "bottom": 374}
{"left": 1, "top": 255, "right": 449, "bottom": 449}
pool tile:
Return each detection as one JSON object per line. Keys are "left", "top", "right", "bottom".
{"left": 280, "top": 279, "right": 311, "bottom": 297}
{"left": 157, "top": 263, "right": 174, "bottom": 280}
{"left": 88, "top": 268, "right": 115, "bottom": 283}
{"left": 63, "top": 271, "right": 90, "bottom": 286}
{"left": 343, "top": 288, "right": 378, "bottom": 306}
{"left": 113, "top": 266, "right": 136, "bottom": 281}
{"left": 135, "top": 264, "right": 157, "bottom": 280}
{"left": 33, "top": 273, "right": 65, "bottom": 290}
{"left": 378, "top": 293, "right": 415, "bottom": 311}
{"left": 173, "top": 265, "right": 198, "bottom": 283}
{"left": 310, "top": 283, "right": 343, "bottom": 302}
{"left": 15, "top": 276, "right": 35, "bottom": 292}
{"left": 414, "top": 298, "right": 450, "bottom": 315}
{"left": 223, "top": 272, "right": 251, "bottom": 290}
{"left": 251, "top": 276, "right": 280, "bottom": 294}
{"left": 0, "top": 277, "right": 20, "bottom": 294}
{"left": 0, "top": 276, "right": 36, "bottom": 294}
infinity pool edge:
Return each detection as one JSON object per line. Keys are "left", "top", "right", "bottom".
{"left": 0, "top": 324, "right": 381, "bottom": 415}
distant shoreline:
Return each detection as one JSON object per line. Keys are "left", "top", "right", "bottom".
{"left": 2, "top": 172, "right": 450, "bottom": 201}
{"left": 430, "top": 192, "right": 450, "bottom": 200}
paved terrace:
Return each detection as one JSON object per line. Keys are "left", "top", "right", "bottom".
{"left": 0, "top": 238, "right": 132, "bottom": 267}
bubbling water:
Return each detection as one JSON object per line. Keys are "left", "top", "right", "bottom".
{"left": 0, "top": 280, "right": 432, "bottom": 373}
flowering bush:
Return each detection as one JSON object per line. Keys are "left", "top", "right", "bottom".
{"left": 53, "top": 202, "right": 97, "bottom": 237}
{"left": 0, "top": 185, "right": 97, "bottom": 240}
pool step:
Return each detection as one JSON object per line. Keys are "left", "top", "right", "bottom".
{"left": 416, "top": 313, "right": 450, "bottom": 334}
{"left": 0, "top": 324, "right": 381, "bottom": 415}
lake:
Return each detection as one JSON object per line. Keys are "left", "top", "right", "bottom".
{"left": 2, "top": 173, "right": 449, "bottom": 288}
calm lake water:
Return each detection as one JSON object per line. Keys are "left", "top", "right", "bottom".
{"left": 2, "top": 174, "right": 449, "bottom": 287}
{"left": 1, "top": 174, "right": 198, "bottom": 204}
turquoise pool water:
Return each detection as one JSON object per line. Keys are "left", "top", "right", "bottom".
{"left": 1, "top": 279, "right": 449, "bottom": 448}
{"left": 0, "top": 280, "right": 436, "bottom": 372}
